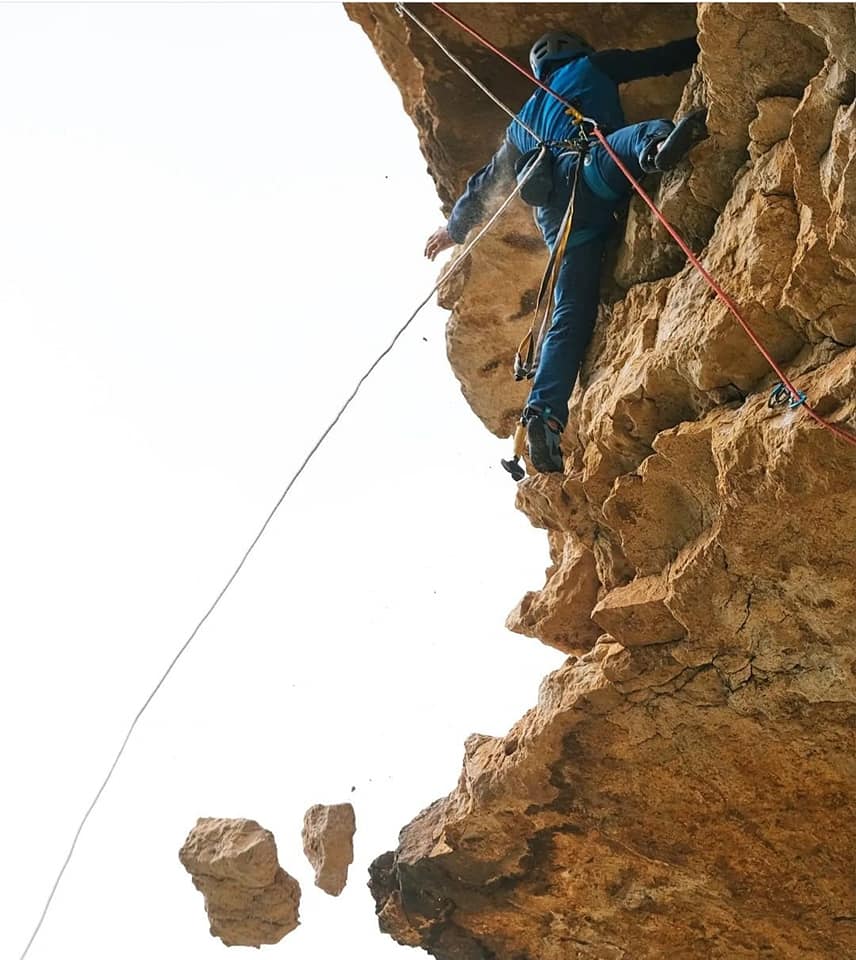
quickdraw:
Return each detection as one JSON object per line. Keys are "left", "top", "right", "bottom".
{"left": 769, "top": 381, "right": 807, "bottom": 410}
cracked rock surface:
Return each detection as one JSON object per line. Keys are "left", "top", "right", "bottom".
{"left": 179, "top": 818, "right": 300, "bottom": 947}
{"left": 348, "top": 3, "right": 856, "bottom": 959}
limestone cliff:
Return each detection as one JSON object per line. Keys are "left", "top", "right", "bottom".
{"left": 347, "top": 4, "right": 856, "bottom": 958}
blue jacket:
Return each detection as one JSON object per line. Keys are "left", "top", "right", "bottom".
{"left": 446, "top": 37, "right": 699, "bottom": 243}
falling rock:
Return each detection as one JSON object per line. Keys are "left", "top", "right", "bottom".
{"left": 302, "top": 803, "right": 356, "bottom": 896}
{"left": 179, "top": 817, "right": 300, "bottom": 947}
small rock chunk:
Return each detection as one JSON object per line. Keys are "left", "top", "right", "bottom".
{"left": 179, "top": 817, "right": 300, "bottom": 947}
{"left": 302, "top": 803, "right": 356, "bottom": 896}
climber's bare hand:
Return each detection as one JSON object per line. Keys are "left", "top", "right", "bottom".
{"left": 424, "top": 225, "right": 455, "bottom": 261}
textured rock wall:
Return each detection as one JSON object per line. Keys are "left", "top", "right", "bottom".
{"left": 348, "top": 4, "right": 856, "bottom": 959}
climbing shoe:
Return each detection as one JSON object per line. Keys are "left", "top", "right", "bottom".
{"left": 525, "top": 408, "right": 564, "bottom": 474}
{"left": 653, "top": 107, "right": 708, "bottom": 171}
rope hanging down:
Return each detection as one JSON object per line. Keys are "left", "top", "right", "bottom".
{"left": 423, "top": 1, "right": 856, "bottom": 449}
{"left": 17, "top": 152, "right": 547, "bottom": 960}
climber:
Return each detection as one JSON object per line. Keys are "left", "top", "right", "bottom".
{"left": 425, "top": 31, "right": 707, "bottom": 474}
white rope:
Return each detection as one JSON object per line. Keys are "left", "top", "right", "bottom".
{"left": 17, "top": 143, "right": 544, "bottom": 960}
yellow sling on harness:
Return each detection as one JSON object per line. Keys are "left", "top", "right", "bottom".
{"left": 514, "top": 142, "right": 585, "bottom": 382}
{"left": 505, "top": 136, "right": 586, "bottom": 481}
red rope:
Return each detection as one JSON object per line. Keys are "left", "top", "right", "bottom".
{"left": 429, "top": 2, "right": 856, "bottom": 448}
{"left": 589, "top": 130, "right": 856, "bottom": 446}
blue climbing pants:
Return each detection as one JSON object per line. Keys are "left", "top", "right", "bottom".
{"left": 526, "top": 119, "right": 673, "bottom": 427}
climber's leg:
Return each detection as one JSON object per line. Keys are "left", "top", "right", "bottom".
{"left": 525, "top": 235, "right": 606, "bottom": 472}
{"left": 583, "top": 119, "right": 672, "bottom": 200}
{"left": 583, "top": 110, "right": 708, "bottom": 199}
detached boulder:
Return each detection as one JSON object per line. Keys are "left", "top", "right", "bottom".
{"left": 302, "top": 803, "right": 356, "bottom": 896}
{"left": 179, "top": 817, "right": 300, "bottom": 947}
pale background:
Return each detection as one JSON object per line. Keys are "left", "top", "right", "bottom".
{"left": 1, "top": 4, "right": 560, "bottom": 958}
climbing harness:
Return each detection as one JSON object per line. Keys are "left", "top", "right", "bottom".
{"left": 417, "top": 1, "right": 856, "bottom": 454}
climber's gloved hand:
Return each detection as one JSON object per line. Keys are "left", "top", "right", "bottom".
{"left": 424, "top": 225, "right": 455, "bottom": 261}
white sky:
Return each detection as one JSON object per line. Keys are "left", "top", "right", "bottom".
{"left": 1, "top": 4, "right": 559, "bottom": 958}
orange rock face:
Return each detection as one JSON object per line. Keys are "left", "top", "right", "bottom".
{"left": 179, "top": 818, "right": 300, "bottom": 947}
{"left": 348, "top": 3, "right": 856, "bottom": 959}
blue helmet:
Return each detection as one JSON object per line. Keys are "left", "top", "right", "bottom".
{"left": 529, "top": 31, "right": 593, "bottom": 80}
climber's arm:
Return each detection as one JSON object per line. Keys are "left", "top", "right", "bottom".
{"left": 425, "top": 138, "right": 520, "bottom": 259}
{"left": 447, "top": 139, "right": 520, "bottom": 243}
{"left": 590, "top": 37, "right": 700, "bottom": 85}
